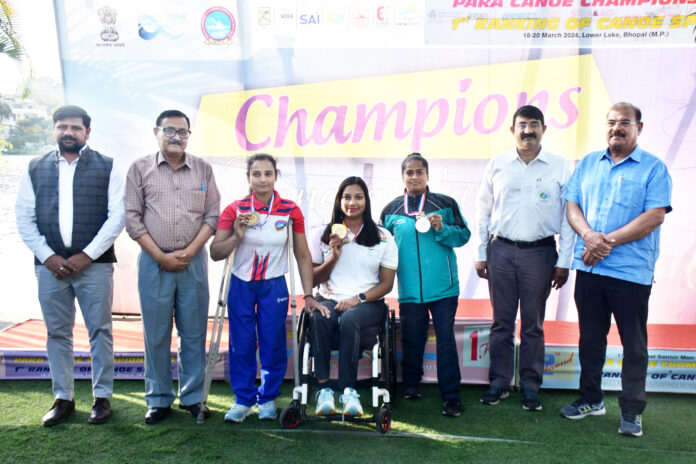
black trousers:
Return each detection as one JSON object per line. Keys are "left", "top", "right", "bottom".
{"left": 575, "top": 271, "right": 652, "bottom": 414}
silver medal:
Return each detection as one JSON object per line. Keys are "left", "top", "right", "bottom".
{"left": 415, "top": 216, "right": 431, "bottom": 233}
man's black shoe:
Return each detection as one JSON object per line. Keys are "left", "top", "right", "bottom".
{"left": 480, "top": 385, "right": 509, "bottom": 405}
{"left": 179, "top": 402, "right": 211, "bottom": 420}
{"left": 88, "top": 397, "right": 112, "bottom": 424}
{"left": 145, "top": 406, "right": 171, "bottom": 424}
{"left": 42, "top": 399, "right": 75, "bottom": 427}
{"left": 402, "top": 385, "right": 422, "bottom": 400}
{"left": 443, "top": 399, "right": 462, "bottom": 417}
{"left": 521, "top": 388, "right": 542, "bottom": 411}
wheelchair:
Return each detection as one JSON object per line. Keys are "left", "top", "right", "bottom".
{"left": 279, "top": 301, "right": 397, "bottom": 433}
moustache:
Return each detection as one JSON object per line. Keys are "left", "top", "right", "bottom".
{"left": 610, "top": 131, "right": 626, "bottom": 138}
{"left": 168, "top": 140, "right": 182, "bottom": 146}
{"left": 60, "top": 137, "right": 77, "bottom": 143}
{"left": 521, "top": 133, "right": 537, "bottom": 140}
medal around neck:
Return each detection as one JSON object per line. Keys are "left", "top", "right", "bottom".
{"left": 331, "top": 223, "right": 348, "bottom": 239}
{"left": 415, "top": 215, "right": 431, "bottom": 233}
{"left": 247, "top": 211, "right": 260, "bottom": 225}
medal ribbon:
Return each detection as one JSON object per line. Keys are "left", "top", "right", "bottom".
{"left": 403, "top": 191, "right": 426, "bottom": 217}
{"left": 251, "top": 190, "right": 274, "bottom": 227}
{"left": 343, "top": 222, "right": 364, "bottom": 243}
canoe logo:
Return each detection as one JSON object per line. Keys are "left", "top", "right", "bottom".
{"left": 275, "top": 220, "right": 288, "bottom": 231}
{"left": 201, "top": 7, "right": 236, "bottom": 44}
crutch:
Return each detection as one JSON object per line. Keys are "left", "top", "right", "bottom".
{"left": 287, "top": 219, "right": 300, "bottom": 386}
{"left": 197, "top": 254, "right": 234, "bottom": 424}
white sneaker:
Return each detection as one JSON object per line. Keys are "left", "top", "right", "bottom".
{"left": 224, "top": 403, "right": 252, "bottom": 423}
{"left": 258, "top": 400, "right": 277, "bottom": 420}
{"left": 315, "top": 388, "right": 336, "bottom": 415}
{"left": 339, "top": 387, "right": 363, "bottom": 417}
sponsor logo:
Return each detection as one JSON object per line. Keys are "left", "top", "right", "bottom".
{"left": 395, "top": 6, "right": 421, "bottom": 26}
{"left": 258, "top": 7, "right": 272, "bottom": 26}
{"left": 352, "top": 7, "right": 370, "bottom": 28}
{"left": 201, "top": 7, "right": 236, "bottom": 44}
{"left": 277, "top": 296, "right": 289, "bottom": 303}
{"left": 275, "top": 220, "right": 288, "bottom": 231}
{"left": 276, "top": 8, "right": 296, "bottom": 28}
{"left": 538, "top": 190, "right": 550, "bottom": 200}
{"left": 325, "top": 9, "right": 347, "bottom": 26}
{"left": 396, "top": 219, "right": 406, "bottom": 224}
{"left": 97, "top": 6, "right": 120, "bottom": 43}
{"left": 299, "top": 12, "right": 320, "bottom": 26}
{"left": 375, "top": 5, "right": 392, "bottom": 27}
{"left": 138, "top": 13, "right": 186, "bottom": 40}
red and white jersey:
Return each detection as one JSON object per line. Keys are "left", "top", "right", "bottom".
{"left": 218, "top": 191, "right": 304, "bottom": 282}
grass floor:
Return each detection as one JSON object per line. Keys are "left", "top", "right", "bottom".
{"left": 1, "top": 380, "right": 695, "bottom": 464}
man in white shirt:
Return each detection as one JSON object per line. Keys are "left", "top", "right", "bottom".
{"left": 15, "top": 105, "right": 124, "bottom": 426}
{"left": 474, "top": 105, "right": 574, "bottom": 411}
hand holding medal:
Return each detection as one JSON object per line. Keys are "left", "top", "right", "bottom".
{"left": 331, "top": 223, "right": 348, "bottom": 239}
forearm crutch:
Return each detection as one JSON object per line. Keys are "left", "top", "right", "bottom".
{"left": 197, "top": 254, "right": 234, "bottom": 424}
{"left": 287, "top": 219, "right": 300, "bottom": 386}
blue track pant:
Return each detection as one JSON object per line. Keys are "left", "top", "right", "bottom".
{"left": 227, "top": 274, "right": 289, "bottom": 406}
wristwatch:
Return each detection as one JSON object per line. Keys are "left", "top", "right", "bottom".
{"left": 358, "top": 293, "right": 367, "bottom": 303}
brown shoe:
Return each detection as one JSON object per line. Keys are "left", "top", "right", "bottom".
{"left": 88, "top": 397, "right": 112, "bottom": 424}
{"left": 42, "top": 399, "right": 75, "bottom": 427}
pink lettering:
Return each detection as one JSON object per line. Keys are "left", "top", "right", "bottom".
{"left": 412, "top": 98, "right": 449, "bottom": 151}
{"left": 352, "top": 101, "right": 411, "bottom": 143}
{"left": 516, "top": 90, "right": 549, "bottom": 115}
{"left": 311, "top": 106, "right": 352, "bottom": 145}
{"left": 235, "top": 94, "right": 273, "bottom": 151}
{"left": 275, "top": 96, "right": 311, "bottom": 148}
{"left": 550, "top": 87, "right": 580, "bottom": 129}
{"left": 453, "top": 78, "right": 473, "bottom": 136}
{"left": 473, "top": 94, "right": 508, "bottom": 134}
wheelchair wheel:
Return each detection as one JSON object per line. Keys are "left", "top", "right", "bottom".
{"left": 279, "top": 402, "right": 302, "bottom": 429}
{"left": 376, "top": 405, "right": 392, "bottom": 434}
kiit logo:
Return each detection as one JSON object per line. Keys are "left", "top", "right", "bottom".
{"left": 299, "top": 14, "right": 320, "bottom": 25}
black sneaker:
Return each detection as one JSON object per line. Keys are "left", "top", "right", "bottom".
{"left": 521, "top": 388, "right": 542, "bottom": 411}
{"left": 402, "top": 385, "right": 422, "bottom": 400}
{"left": 480, "top": 386, "right": 509, "bottom": 405}
{"left": 443, "top": 399, "right": 462, "bottom": 417}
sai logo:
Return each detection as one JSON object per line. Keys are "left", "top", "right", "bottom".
{"left": 275, "top": 220, "right": 288, "bottom": 231}
{"left": 201, "top": 7, "right": 236, "bottom": 44}
{"left": 299, "top": 13, "right": 320, "bottom": 25}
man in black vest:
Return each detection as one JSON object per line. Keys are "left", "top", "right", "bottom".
{"left": 15, "top": 105, "right": 124, "bottom": 426}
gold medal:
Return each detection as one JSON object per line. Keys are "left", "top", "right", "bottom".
{"left": 415, "top": 215, "right": 431, "bottom": 233}
{"left": 247, "top": 211, "right": 260, "bottom": 225}
{"left": 331, "top": 223, "right": 348, "bottom": 239}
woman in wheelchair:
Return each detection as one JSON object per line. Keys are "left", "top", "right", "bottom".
{"left": 308, "top": 176, "right": 398, "bottom": 417}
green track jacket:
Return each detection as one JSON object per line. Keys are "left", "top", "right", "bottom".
{"left": 380, "top": 188, "right": 471, "bottom": 304}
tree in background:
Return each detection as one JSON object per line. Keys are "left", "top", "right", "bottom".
{"left": 0, "top": 1, "right": 22, "bottom": 61}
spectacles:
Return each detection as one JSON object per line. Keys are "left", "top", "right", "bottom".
{"left": 158, "top": 127, "right": 191, "bottom": 139}
{"left": 516, "top": 122, "right": 542, "bottom": 130}
{"left": 606, "top": 120, "right": 636, "bottom": 128}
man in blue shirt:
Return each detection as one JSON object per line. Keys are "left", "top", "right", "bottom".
{"left": 560, "top": 102, "right": 672, "bottom": 437}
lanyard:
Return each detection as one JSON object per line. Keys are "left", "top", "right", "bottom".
{"left": 251, "top": 191, "right": 274, "bottom": 227}
{"left": 403, "top": 191, "right": 426, "bottom": 217}
{"left": 343, "top": 222, "right": 364, "bottom": 243}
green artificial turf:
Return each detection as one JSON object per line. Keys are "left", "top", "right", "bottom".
{"left": 1, "top": 380, "right": 694, "bottom": 463}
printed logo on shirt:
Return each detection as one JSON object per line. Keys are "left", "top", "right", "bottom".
{"left": 277, "top": 296, "right": 289, "bottom": 303}
{"left": 537, "top": 190, "right": 550, "bottom": 201}
{"left": 396, "top": 219, "right": 406, "bottom": 224}
{"left": 275, "top": 220, "right": 288, "bottom": 231}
